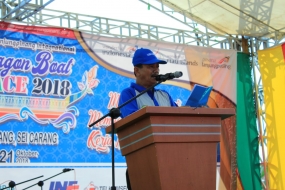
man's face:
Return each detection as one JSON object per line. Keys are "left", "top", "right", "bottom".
{"left": 135, "top": 63, "right": 159, "bottom": 88}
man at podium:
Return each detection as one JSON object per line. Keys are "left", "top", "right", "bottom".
{"left": 118, "top": 48, "right": 177, "bottom": 190}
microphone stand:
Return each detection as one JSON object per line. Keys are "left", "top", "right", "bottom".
{"left": 88, "top": 79, "right": 166, "bottom": 190}
{"left": 22, "top": 169, "right": 73, "bottom": 190}
{"left": 0, "top": 175, "right": 43, "bottom": 190}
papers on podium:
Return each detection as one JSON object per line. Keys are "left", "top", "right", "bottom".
{"left": 185, "top": 84, "right": 213, "bottom": 107}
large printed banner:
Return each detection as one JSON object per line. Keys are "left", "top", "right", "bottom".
{"left": 258, "top": 43, "right": 285, "bottom": 189}
{"left": 0, "top": 22, "right": 236, "bottom": 189}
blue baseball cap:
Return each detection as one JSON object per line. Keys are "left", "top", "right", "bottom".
{"left": 132, "top": 48, "right": 167, "bottom": 66}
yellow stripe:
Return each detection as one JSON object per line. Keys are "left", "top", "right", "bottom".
{"left": 258, "top": 44, "right": 285, "bottom": 189}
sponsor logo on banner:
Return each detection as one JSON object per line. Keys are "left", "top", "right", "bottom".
{"left": 49, "top": 181, "right": 78, "bottom": 190}
{"left": 201, "top": 57, "right": 231, "bottom": 69}
{"left": 49, "top": 181, "right": 127, "bottom": 190}
{"left": 218, "top": 56, "right": 230, "bottom": 64}
{"left": 84, "top": 181, "right": 99, "bottom": 190}
{"left": 101, "top": 44, "right": 139, "bottom": 60}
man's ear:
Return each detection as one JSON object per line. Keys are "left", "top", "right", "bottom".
{"left": 134, "top": 67, "right": 139, "bottom": 76}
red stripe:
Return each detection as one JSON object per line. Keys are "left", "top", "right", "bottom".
{"left": 0, "top": 21, "right": 76, "bottom": 39}
{"left": 281, "top": 43, "right": 285, "bottom": 62}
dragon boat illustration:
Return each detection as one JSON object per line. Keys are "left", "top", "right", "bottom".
{"left": 0, "top": 65, "right": 99, "bottom": 133}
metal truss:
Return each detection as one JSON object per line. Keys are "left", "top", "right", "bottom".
{"left": 0, "top": 0, "right": 259, "bottom": 50}
{"left": 241, "top": 1, "right": 278, "bottom": 188}
{"left": 0, "top": 0, "right": 54, "bottom": 21}
{"left": 0, "top": 1, "right": 281, "bottom": 189}
{"left": 250, "top": 38, "right": 268, "bottom": 189}
{"left": 0, "top": 1, "right": 283, "bottom": 49}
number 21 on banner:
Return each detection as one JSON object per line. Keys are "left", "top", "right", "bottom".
{"left": 0, "top": 150, "right": 14, "bottom": 163}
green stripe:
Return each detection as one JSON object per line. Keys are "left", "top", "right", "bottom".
{"left": 237, "top": 52, "right": 261, "bottom": 189}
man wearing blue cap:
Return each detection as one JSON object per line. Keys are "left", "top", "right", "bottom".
{"left": 119, "top": 48, "right": 177, "bottom": 118}
{"left": 118, "top": 48, "right": 177, "bottom": 190}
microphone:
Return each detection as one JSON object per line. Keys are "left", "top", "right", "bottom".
{"left": 63, "top": 168, "right": 74, "bottom": 172}
{"left": 152, "top": 71, "right": 183, "bottom": 81}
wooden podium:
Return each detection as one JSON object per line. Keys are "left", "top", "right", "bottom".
{"left": 105, "top": 106, "right": 235, "bottom": 190}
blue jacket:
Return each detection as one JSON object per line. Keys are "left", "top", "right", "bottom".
{"left": 119, "top": 82, "right": 177, "bottom": 118}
